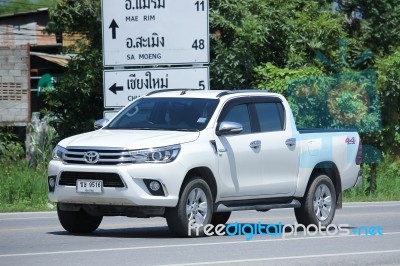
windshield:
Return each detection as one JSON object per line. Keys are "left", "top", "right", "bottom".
{"left": 106, "top": 97, "right": 219, "bottom": 131}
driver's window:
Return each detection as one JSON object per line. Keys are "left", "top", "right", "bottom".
{"left": 222, "top": 104, "right": 251, "bottom": 134}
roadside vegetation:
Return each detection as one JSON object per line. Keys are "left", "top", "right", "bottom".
{"left": 344, "top": 158, "right": 400, "bottom": 202}
{"left": 0, "top": 119, "right": 55, "bottom": 212}
{"left": 1, "top": 0, "right": 399, "bottom": 211}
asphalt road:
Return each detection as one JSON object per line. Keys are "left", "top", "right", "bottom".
{"left": 0, "top": 201, "right": 400, "bottom": 266}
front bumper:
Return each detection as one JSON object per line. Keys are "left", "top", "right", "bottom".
{"left": 48, "top": 160, "right": 185, "bottom": 207}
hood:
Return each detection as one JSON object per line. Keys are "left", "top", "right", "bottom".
{"left": 58, "top": 129, "right": 200, "bottom": 150}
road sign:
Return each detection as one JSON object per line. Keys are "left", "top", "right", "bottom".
{"left": 102, "top": 0, "right": 209, "bottom": 66}
{"left": 103, "top": 66, "right": 209, "bottom": 108}
{"left": 104, "top": 110, "right": 120, "bottom": 120}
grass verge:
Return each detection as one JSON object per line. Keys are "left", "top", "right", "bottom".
{"left": 0, "top": 160, "right": 54, "bottom": 212}
{"left": 344, "top": 156, "right": 400, "bottom": 202}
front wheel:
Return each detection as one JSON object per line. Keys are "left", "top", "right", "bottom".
{"left": 295, "top": 174, "right": 336, "bottom": 227}
{"left": 166, "top": 177, "right": 213, "bottom": 237}
{"left": 57, "top": 204, "right": 103, "bottom": 234}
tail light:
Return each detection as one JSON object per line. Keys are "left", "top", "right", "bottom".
{"left": 356, "top": 138, "right": 362, "bottom": 165}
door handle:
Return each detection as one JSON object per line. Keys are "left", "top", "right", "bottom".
{"left": 285, "top": 138, "right": 296, "bottom": 147}
{"left": 250, "top": 140, "right": 261, "bottom": 149}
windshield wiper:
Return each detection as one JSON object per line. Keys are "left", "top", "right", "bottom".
{"left": 132, "top": 128, "right": 166, "bottom": 130}
{"left": 107, "top": 127, "right": 199, "bottom": 131}
{"left": 106, "top": 127, "right": 162, "bottom": 130}
{"left": 174, "top": 128, "right": 199, "bottom": 132}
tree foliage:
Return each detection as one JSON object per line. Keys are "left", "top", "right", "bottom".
{"left": 338, "top": 0, "right": 400, "bottom": 56}
{"left": 376, "top": 49, "right": 400, "bottom": 154}
{"left": 43, "top": 0, "right": 102, "bottom": 140}
{"left": 209, "top": 0, "right": 346, "bottom": 89}
{"left": 45, "top": 0, "right": 102, "bottom": 48}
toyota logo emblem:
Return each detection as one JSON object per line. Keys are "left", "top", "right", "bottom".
{"left": 83, "top": 151, "right": 100, "bottom": 164}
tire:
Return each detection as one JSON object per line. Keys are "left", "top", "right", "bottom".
{"left": 295, "top": 174, "right": 336, "bottom": 227}
{"left": 57, "top": 204, "right": 103, "bottom": 234}
{"left": 166, "top": 177, "right": 213, "bottom": 237}
{"left": 210, "top": 212, "right": 231, "bottom": 226}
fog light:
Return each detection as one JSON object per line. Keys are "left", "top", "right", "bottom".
{"left": 49, "top": 178, "right": 55, "bottom": 187}
{"left": 149, "top": 181, "right": 160, "bottom": 191}
{"left": 143, "top": 179, "right": 165, "bottom": 196}
{"left": 48, "top": 175, "right": 56, "bottom": 192}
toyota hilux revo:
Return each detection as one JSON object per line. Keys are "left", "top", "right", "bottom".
{"left": 48, "top": 89, "right": 362, "bottom": 236}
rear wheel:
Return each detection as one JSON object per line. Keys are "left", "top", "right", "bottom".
{"left": 57, "top": 204, "right": 103, "bottom": 234}
{"left": 295, "top": 174, "right": 336, "bottom": 227}
{"left": 166, "top": 177, "right": 213, "bottom": 237}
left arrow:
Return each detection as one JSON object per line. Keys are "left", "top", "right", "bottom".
{"left": 109, "top": 19, "right": 119, "bottom": 39}
{"left": 109, "top": 83, "right": 123, "bottom": 95}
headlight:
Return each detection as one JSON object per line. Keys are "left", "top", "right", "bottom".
{"left": 129, "top": 144, "right": 181, "bottom": 163}
{"left": 52, "top": 145, "right": 66, "bottom": 161}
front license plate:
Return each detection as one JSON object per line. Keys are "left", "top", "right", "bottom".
{"left": 76, "top": 180, "right": 103, "bottom": 193}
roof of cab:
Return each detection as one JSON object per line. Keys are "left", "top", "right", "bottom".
{"left": 144, "top": 89, "right": 278, "bottom": 99}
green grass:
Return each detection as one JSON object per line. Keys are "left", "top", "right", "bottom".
{"left": 0, "top": 157, "right": 399, "bottom": 212}
{"left": 0, "top": 160, "right": 54, "bottom": 212}
{"left": 344, "top": 156, "right": 400, "bottom": 202}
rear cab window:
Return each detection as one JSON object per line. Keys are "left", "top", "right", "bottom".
{"left": 254, "top": 102, "right": 285, "bottom": 132}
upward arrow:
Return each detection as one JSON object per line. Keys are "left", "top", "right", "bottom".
{"left": 109, "top": 19, "right": 119, "bottom": 39}
{"left": 109, "top": 83, "right": 123, "bottom": 95}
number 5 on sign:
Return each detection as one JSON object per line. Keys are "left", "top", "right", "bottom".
{"left": 199, "top": 80, "right": 205, "bottom": 90}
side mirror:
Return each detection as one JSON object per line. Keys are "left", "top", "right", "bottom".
{"left": 216, "top": 121, "right": 243, "bottom": 136}
{"left": 94, "top": 119, "right": 109, "bottom": 130}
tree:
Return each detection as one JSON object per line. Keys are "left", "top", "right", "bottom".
{"left": 43, "top": 0, "right": 103, "bottom": 140}
{"left": 209, "top": 0, "right": 345, "bottom": 89}
{"left": 338, "top": 0, "right": 400, "bottom": 56}
{"left": 376, "top": 50, "right": 400, "bottom": 154}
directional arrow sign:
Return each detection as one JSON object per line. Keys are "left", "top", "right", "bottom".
{"left": 101, "top": 0, "right": 209, "bottom": 66}
{"left": 109, "top": 19, "right": 119, "bottom": 39}
{"left": 103, "top": 67, "right": 209, "bottom": 108}
{"left": 109, "top": 83, "right": 123, "bottom": 94}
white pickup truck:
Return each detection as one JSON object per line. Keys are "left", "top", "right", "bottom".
{"left": 48, "top": 89, "right": 362, "bottom": 236}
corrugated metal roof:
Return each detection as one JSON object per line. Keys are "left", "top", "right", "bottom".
{"left": 0, "top": 8, "right": 49, "bottom": 19}
{"left": 30, "top": 52, "right": 74, "bottom": 68}
{"left": 0, "top": 8, "right": 58, "bottom": 46}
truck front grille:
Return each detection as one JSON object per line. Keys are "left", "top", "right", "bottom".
{"left": 63, "top": 147, "right": 133, "bottom": 165}
{"left": 58, "top": 171, "right": 125, "bottom": 188}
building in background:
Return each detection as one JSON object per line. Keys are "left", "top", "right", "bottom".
{"left": 0, "top": 8, "right": 72, "bottom": 140}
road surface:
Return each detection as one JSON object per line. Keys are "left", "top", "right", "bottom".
{"left": 0, "top": 201, "right": 399, "bottom": 265}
